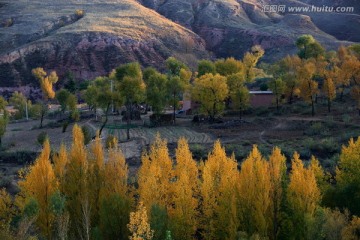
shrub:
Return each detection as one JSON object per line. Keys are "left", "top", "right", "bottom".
{"left": 304, "top": 122, "right": 327, "bottom": 136}
{"left": 81, "top": 126, "right": 92, "bottom": 145}
{"left": 105, "top": 135, "right": 117, "bottom": 149}
{"left": 37, "top": 131, "right": 48, "bottom": 146}
{"left": 75, "top": 9, "right": 85, "bottom": 18}
{"left": 1, "top": 18, "right": 13, "bottom": 28}
{"left": 342, "top": 114, "right": 352, "bottom": 124}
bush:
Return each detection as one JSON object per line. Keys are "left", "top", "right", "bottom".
{"left": 342, "top": 114, "right": 352, "bottom": 124}
{"left": 304, "top": 122, "right": 328, "bottom": 136}
{"left": 37, "top": 131, "right": 48, "bottom": 146}
{"left": 81, "top": 126, "right": 92, "bottom": 145}
{"left": 189, "top": 144, "right": 208, "bottom": 160}
{"left": 1, "top": 18, "right": 13, "bottom": 28}
{"left": 75, "top": 9, "right": 85, "bottom": 18}
{"left": 106, "top": 135, "right": 117, "bottom": 149}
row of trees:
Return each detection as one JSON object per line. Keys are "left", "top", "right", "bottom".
{"left": 83, "top": 58, "right": 193, "bottom": 138}
{"left": 267, "top": 36, "right": 360, "bottom": 115}
{"left": 0, "top": 125, "right": 359, "bottom": 239}
{"left": 2, "top": 36, "right": 359, "bottom": 144}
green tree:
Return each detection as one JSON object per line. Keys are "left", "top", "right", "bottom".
{"left": 165, "top": 57, "right": 191, "bottom": 123}
{"left": 191, "top": 73, "right": 229, "bottom": 121}
{"left": 167, "top": 70, "right": 191, "bottom": 124}
{"left": 268, "top": 78, "right": 286, "bottom": 111}
{"left": 215, "top": 57, "right": 243, "bottom": 77}
{"left": 9, "top": 91, "right": 31, "bottom": 120}
{"left": 56, "top": 89, "right": 71, "bottom": 114}
{"left": 146, "top": 71, "right": 168, "bottom": 115}
{"left": 84, "top": 76, "right": 121, "bottom": 136}
{"left": 296, "top": 35, "right": 325, "bottom": 59}
{"left": 198, "top": 60, "right": 216, "bottom": 77}
{"left": 99, "top": 194, "right": 130, "bottom": 240}
{"left": 166, "top": 57, "right": 188, "bottom": 76}
{"left": 115, "top": 62, "right": 145, "bottom": 140}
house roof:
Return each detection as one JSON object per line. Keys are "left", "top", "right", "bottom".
{"left": 249, "top": 91, "right": 273, "bottom": 94}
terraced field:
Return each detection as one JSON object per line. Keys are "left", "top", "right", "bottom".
{"left": 108, "top": 126, "right": 214, "bottom": 144}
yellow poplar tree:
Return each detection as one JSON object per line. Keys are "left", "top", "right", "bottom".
{"left": 17, "top": 139, "right": 58, "bottom": 238}
{"left": 63, "top": 124, "right": 90, "bottom": 239}
{"left": 268, "top": 147, "right": 287, "bottom": 240}
{"left": 297, "top": 61, "right": 318, "bottom": 116}
{"left": 101, "top": 146, "right": 128, "bottom": 199}
{"left": 0, "top": 188, "right": 13, "bottom": 231}
{"left": 237, "top": 145, "right": 271, "bottom": 237}
{"left": 170, "top": 138, "right": 199, "bottom": 240}
{"left": 137, "top": 134, "right": 173, "bottom": 212}
{"left": 341, "top": 216, "right": 360, "bottom": 240}
{"left": 322, "top": 77, "right": 336, "bottom": 112}
{"left": 335, "top": 138, "right": 360, "bottom": 215}
{"left": 200, "top": 140, "right": 238, "bottom": 240}
{"left": 287, "top": 152, "right": 321, "bottom": 239}
{"left": 309, "top": 156, "right": 327, "bottom": 193}
{"left": 53, "top": 144, "right": 68, "bottom": 192}
{"left": 128, "top": 202, "right": 154, "bottom": 240}
{"left": 87, "top": 135, "right": 105, "bottom": 227}
{"left": 32, "top": 68, "right": 59, "bottom": 128}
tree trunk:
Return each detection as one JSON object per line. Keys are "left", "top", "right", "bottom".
{"left": 276, "top": 97, "right": 279, "bottom": 111}
{"left": 340, "top": 86, "right": 344, "bottom": 101}
{"left": 40, "top": 112, "right": 44, "bottom": 128}
{"left": 328, "top": 98, "right": 331, "bottom": 113}
{"left": 173, "top": 93, "right": 176, "bottom": 125}
{"left": 99, "top": 104, "right": 110, "bottom": 137}
{"left": 311, "top": 99, "right": 315, "bottom": 116}
{"left": 288, "top": 91, "right": 293, "bottom": 105}
{"left": 126, "top": 103, "right": 131, "bottom": 140}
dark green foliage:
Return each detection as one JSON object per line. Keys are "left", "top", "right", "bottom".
{"left": 166, "top": 57, "right": 188, "bottom": 76}
{"left": 296, "top": 35, "right": 325, "bottom": 59}
{"left": 56, "top": 89, "right": 71, "bottom": 113}
{"left": 81, "top": 125, "right": 92, "bottom": 145}
{"left": 50, "top": 191, "right": 66, "bottom": 216}
{"left": 150, "top": 204, "right": 169, "bottom": 240}
{"left": 37, "top": 131, "right": 48, "bottom": 146}
{"left": 115, "top": 62, "right": 142, "bottom": 80}
{"left": 146, "top": 72, "right": 168, "bottom": 115}
{"left": 23, "top": 198, "right": 39, "bottom": 218}
{"left": 99, "top": 194, "right": 130, "bottom": 240}
{"left": 198, "top": 60, "right": 216, "bottom": 77}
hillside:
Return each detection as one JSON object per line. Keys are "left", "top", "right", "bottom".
{"left": 141, "top": 0, "right": 359, "bottom": 60}
{"left": 0, "top": 0, "right": 209, "bottom": 87}
{"left": 0, "top": 0, "right": 359, "bottom": 87}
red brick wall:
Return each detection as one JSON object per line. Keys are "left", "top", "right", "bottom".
{"left": 250, "top": 94, "right": 273, "bottom": 107}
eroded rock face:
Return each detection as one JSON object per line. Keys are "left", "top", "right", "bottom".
{"left": 0, "top": 0, "right": 209, "bottom": 87}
